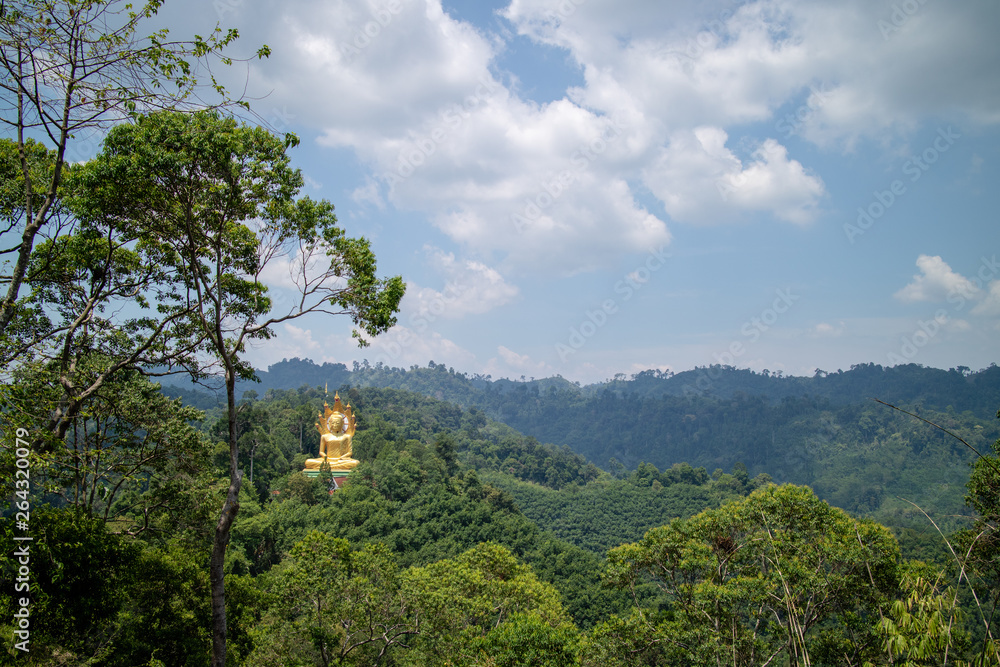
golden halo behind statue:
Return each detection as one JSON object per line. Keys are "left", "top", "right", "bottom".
{"left": 304, "top": 392, "right": 359, "bottom": 471}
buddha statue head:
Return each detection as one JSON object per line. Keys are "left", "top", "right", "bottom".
{"left": 327, "top": 411, "right": 345, "bottom": 434}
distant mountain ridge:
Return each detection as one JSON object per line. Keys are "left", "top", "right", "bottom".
{"left": 166, "top": 357, "right": 1000, "bottom": 416}
{"left": 161, "top": 358, "right": 1000, "bottom": 546}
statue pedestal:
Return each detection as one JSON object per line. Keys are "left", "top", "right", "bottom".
{"left": 302, "top": 469, "right": 351, "bottom": 489}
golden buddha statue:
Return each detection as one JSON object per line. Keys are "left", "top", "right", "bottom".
{"left": 304, "top": 393, "right": 359, "bottom": 471}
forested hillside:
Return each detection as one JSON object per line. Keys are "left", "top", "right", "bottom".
{"left": 0, "top": 382, "right": 762, "bottom": 660}
{"left": 480, "top": 463, "right": 766, "bottom": 555}
{"left": 187, "top": 385, "right": 758, "bottom": 560}
{"left": 207, "top": 358, "right": 1000, "bottom": 415}
{"left": 6, "top": 374, "right": 1000, "bottom": 664}
{"left": 165, "top": 360, "right": 1000, "bottom": 535}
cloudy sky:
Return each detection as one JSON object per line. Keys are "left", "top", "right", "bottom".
{"left": 159, "top": 0, "right": 998, "bottom": 383}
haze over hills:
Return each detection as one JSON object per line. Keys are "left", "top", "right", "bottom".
{"left": 173, "top": 357, "right": 1000, "bottom": 413}
{"left": 162, "top": 359, "right": 1000, "bottom": 535}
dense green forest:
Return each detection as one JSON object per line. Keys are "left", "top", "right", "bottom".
{"left": 168, "top": 360, "right": 1000, "bottom": 534}
{"left": 1, "top": 3, "right": 998, "bottom": 663}
{"left": 4, "top": 376, "right": 999, "bottom": 665}
{"left": 480, "top": 466, "right": 758, "bottom": 555}
{"left": 169, "top": 357, "right": 1000, "bottom": 416}
{"left": 158, "top": 364, "right": 1000, "bottom": 665}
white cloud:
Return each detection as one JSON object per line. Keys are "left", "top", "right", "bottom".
{"left": 403, "top": 246, "right": 519, "bottom": 320}
{"left": 283, "top": 323, "right": 321, "bottom": 348}
{"left": 506, "top": 0, "right": 1000, "bottom": 148}
{"left": 796, "top": 1, "right": 1000, "bottom": 146}
{"left": 359, "top": 324, "right": 480, "bottom": 370}
{"left": 643, "top": 127, "right": 824, "bottom": 224}
{"left": 239, "top": 0, "right": 673, "bottom": 272}
{"left": 366, "top": 91, "right": 671, "bottom": 273}
{"left": 894, "top": 255, "right": 979, "bottom": 303}
{"left": 230, "top": 0, "right": 937, "bottom": 273}
{"left": 209, "top": 0, "right": 1000, "bottom": 278}
{"left": 483, "top": 345, "right": 555, "bottom": 379}
{"left": 812, "top": 321, "right": 845, "bottom": 337}
{"left": 207, "top": 0, "right": 1000, "bottom": 273}
{"left": 244, "top": 323, "right": 323, "bottom": 369}
{"left": 350, "top": 179, "right": 384, "bottom": 209}
{"left": 251, "top": 0, "right": 496, "bottom": 133}
{"left": 971, "top": 280, "right": 1000, "bottom": 317}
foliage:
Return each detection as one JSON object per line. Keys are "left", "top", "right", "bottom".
{"left": 0, "top": 0, "right": 266, "bottom": 448}
{"left": 579, "top": 610, "right": 682, "bottom": 667}
{"left": 74, "top": 109, "right": 405, "bottom": 352}
{"left": 230, "top": 464, "right": 623, "bottom": 631}
{"left": 230, "top": 359, "right": 1000, "bottom": 424}
{"left": 0, "top": 506, "right": 138, "bottom": 660}
{"left": 6, "top": 362, "right": 212, "bottom": 530}
{"left": 210, "top": 385, "right": 628, "bottom": 630}
{"left": 471, "top": 611, "right": 581, "bottom": 667}
{"left": 235, "top": 539, "right": 580, "bottom": 667}
{"left": 398, "top": 542, "right": 576, "bottom": 667}
{"left": 1, "top": 367, "right": 997, "bottom": 664}
{"left": 0, "top": 135, "right": 211, "bottom": 446}
{"left": 877, "top": 403, "right": 1000, "bottom": 666}
{"left": 346, "top": 385, "right": 600, "bottom": 490}
{"left": 863, "top": 561, "right": 966, "bottom": 667}
{"left": 101, "top": 539, "right": 213, "bottom": 667}
{"left": 72, "top": 108, "right": 404, "bottom": 666}
{"left": 215, "top": 359, "right": 1000, "bottom": 540}
{"left": 0, "top": 507, "right": 212, "bottom": 665}
{"left": 244, "top": 531, "right": 416, "bottom": 666}
{"left": 480, "top": 461, "right": 758, "bottom": 555}
{"left": 599, "top": 484, "right": 901, "bottom": 666}
{"left": 951, "top": 425, "right": 1000, "bottom": 665}
{"left": 959, "top": 433, "right": 1000, "bottom": 588}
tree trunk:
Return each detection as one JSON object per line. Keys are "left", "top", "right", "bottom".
{"left": 210, "top": 473, "right": 241, "bottom": 666}
{"left": 211, "top": 368, "right": 242, "bottom": 667}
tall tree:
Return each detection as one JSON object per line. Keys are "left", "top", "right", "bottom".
{"left": 0, "top": 0, "right": 262, "bottom": 339}
{"left": 401, "top": 541, "right": 577, "bottom": 666}
{"left": 77, "top": 109, "right": 405, "bottom": 667}
{"left": 601, "top": 484, "right": 900, "bottom": 666}
{"left": 1, "top": 137, "right": 210, "bottom": 450}
{"left": 247, "top": 531, "right": 419, "bottom": 666}
{"left": 8, "top": 359, "right": 212, "bottom": 529}
{"left": 955, "top": 423, "right": 1000, "bottom": 664}
{"left": 0, "top": 1, "right": 269, "bottom": 457}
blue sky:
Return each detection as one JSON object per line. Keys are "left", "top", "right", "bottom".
{"left": 159, "top": 0, "right": 998, "bottom": 383}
